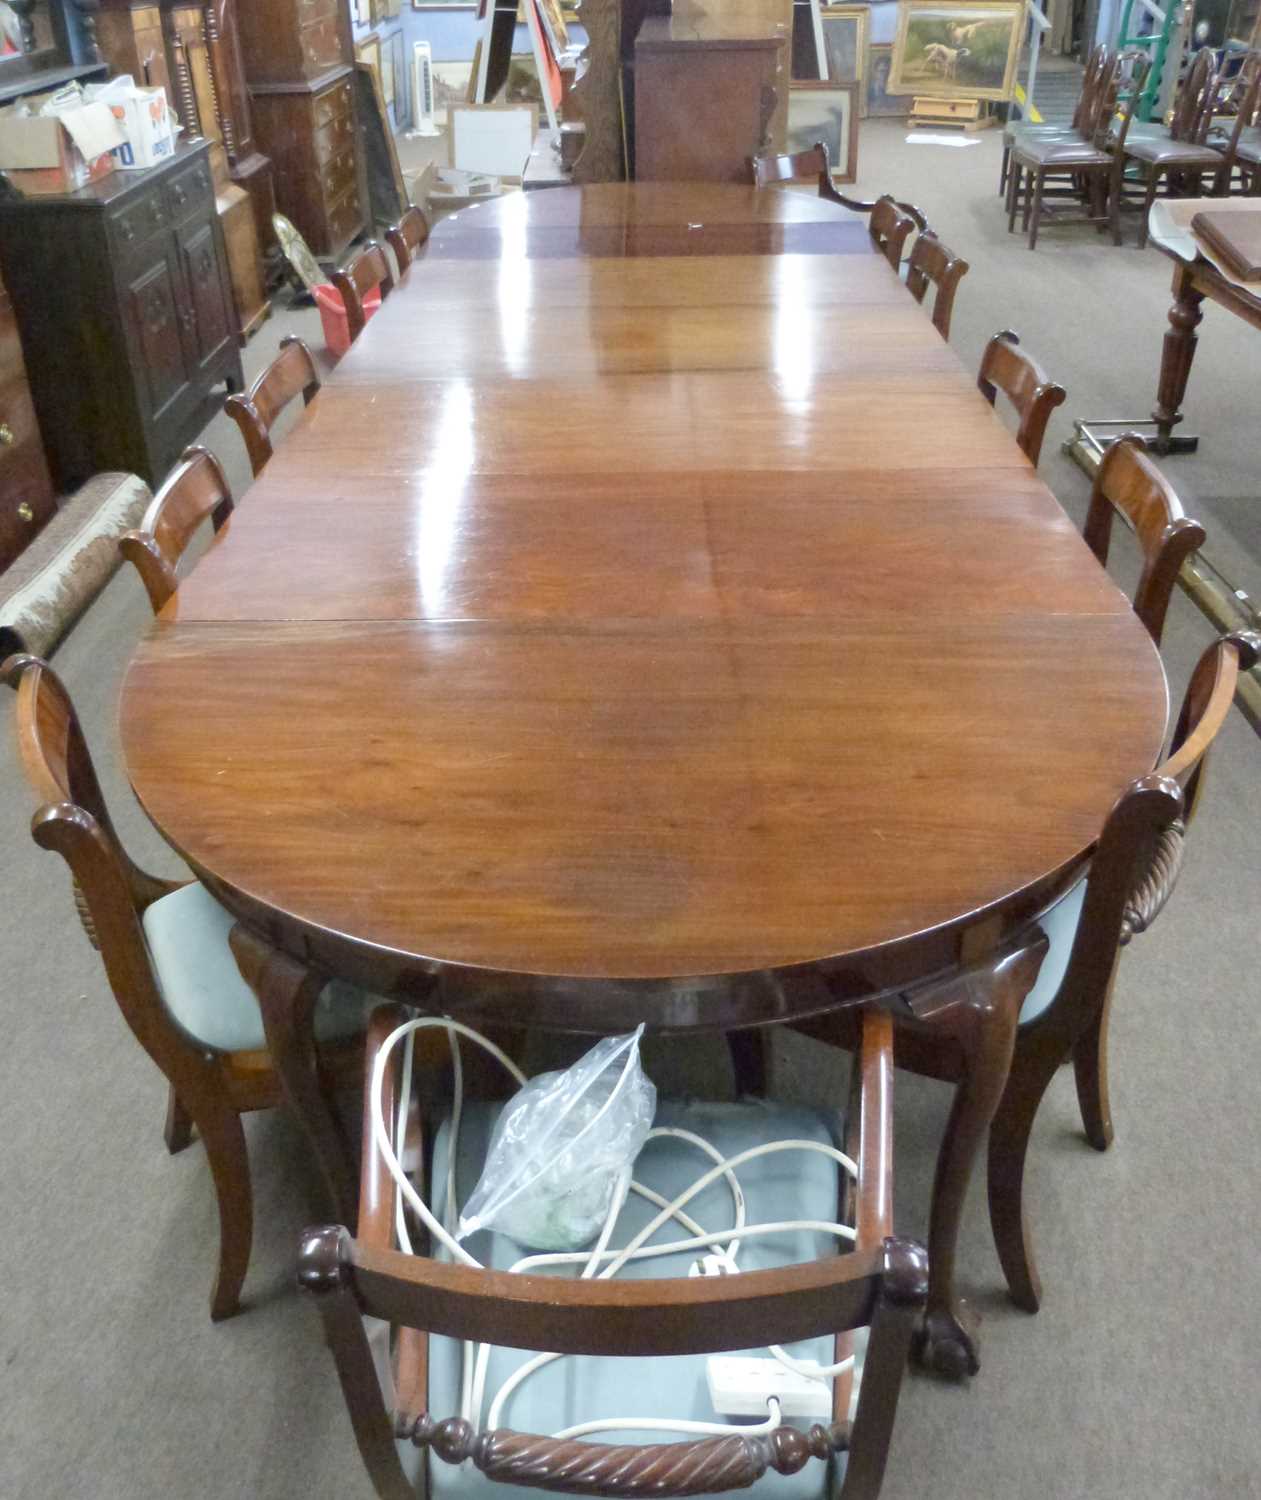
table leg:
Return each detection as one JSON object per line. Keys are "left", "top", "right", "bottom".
{"left": 1152, "top": 263, "right": 1205, "bottom": 455}
{"left": 898, "top": 940, "right": 1043, "bottom": 1378}
{"left": 229, "top": 924, "right": 358, "bottom": 1224}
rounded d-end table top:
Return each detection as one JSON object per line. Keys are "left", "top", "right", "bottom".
{"left": 120, "top": 185, "right": 1167, "bottom": 1028}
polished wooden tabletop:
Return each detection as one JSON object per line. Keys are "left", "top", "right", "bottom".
{"left": 121, "top": 184, "right": 1167, "bottom": 1024}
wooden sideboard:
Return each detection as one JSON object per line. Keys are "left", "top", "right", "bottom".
{"left": 633, "top": 14, "right": 784, "bottom": 183}
{"left": 0, "top": 271, "right": 56, "bottom": 574}
{"left": 235, "top": 0, "right": 363, "bottom": 260}
{"left": 0, "top": 140, "right": 243, "bottom": 492}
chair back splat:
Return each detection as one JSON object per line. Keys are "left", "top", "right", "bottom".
{"left": 386, "top": 206, "right": 431, "bottom": 275}
{"left": 868, "top": 195, "right": 918, "bottom": 269}
{"left": 224, "top": 336, "right": 321, "bottom": 477}
{"left": 976, "top": 329, "right": 1067, "bottom": 466}
{"left": 905, "top": 232, "right": 969, "bottom": 340}
{"left": 332, "top": 242, "right": 396, "bottom": 344}
{"left": 119, "top": 446, "right": 235, "bottom": 613}
{"left": 748, "top": 144, "right": 927, "bottom": 231}
{"left": 1082, "top": 435, "right": 1206, "bottom": 645}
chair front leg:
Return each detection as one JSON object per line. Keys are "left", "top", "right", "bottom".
{"left": 898, "top": 939, "right": 1044, "bottom": 1377}
{"left": 229, "top": 923, "right": 358, "bottom": 1224}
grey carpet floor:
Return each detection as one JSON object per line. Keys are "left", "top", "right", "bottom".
{"left": 1, "top": 121, "right": 1259, "bottom": 1500}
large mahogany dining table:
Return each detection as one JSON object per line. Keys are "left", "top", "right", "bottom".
{"left": 120, "top": 184, "right": 1167, "bottom": 1376}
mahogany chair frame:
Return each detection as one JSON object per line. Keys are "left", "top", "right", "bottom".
{"left": 999, "top": 43, "right": 1113, "bottom": 197}
{"left": 224, "top": 336, "right": 321, "bottom": 478}
{"left": 385, "top": 206, "right": 431, "bottom": 276}
{"left": 332, "top": 241, "right": 396, "bottom": 345}
{"left": 1220, "top": 51, "right": 1261, "bottom": 192}
{"left": 976, "top": 329, "right": 1067, "bottom": 466}
{"left": 867, "top": 195, "right": 918, "bottom": 271}
{"left": 118, "top": 445, "right": 235, "bottom": 613}
{"left": 749, "top": 143, "right": 927, "bottom": 235}
{"left": 0, "top": 654, "right": 364, "bottom": 1320}
{"left": 905, "top": 232, "right": 969, "bottom": 341}
{"left": 1122, "top": 48, "right": 1226, "bottom": 249}
{"left": 1007, "top": 49, "right": 1150, "bottom": 249}
{"left": 792, "top": 631, "right": 1259, "bottom": 1323}
{"left": 301, "top": 1004, "right": 927, "bottom": 1500}
{"left": 1083, "top": 434, "right": 1207, "bottom": 646}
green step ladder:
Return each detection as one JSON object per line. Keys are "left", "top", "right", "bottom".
{"left": 1114, "top": 0, "right": 1189, "bottom": 121}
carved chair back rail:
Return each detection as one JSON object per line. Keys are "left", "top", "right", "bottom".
{"left": 119, "top": 446, "right": 235, "bottom": 613}
{"left": 224, "top": 336, "right": 322, "bottom": 477}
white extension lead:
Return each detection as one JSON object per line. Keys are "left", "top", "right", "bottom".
{"left": 371, "top": 1016, "right": 859, "bottom": 1442}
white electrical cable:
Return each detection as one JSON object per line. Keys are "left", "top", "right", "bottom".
{"left": 374, "top": 1015, "right": 860, "bottom": 1442}
{"left": 393, "top": 1031, "right": 416, "bottom": 1256}
{"left": 371, "top": 1017, "right": 526, "bottom": 1269}
{"left": 553, "top": 1398, "right": 784, "bottom": 1444}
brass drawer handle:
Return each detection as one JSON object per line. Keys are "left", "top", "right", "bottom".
{"left": 0, "top": 422, "right": 13, "bottom": 445}
{"left": 17, "top": 501, "right": 34, "bottom": 523}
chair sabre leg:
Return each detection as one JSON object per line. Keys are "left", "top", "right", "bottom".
{"left": 165, "top": 1083, "right": 194, "bottom": 1154}
{"left": 1072, "top": 1000, "right": 1115, "bottom": 1152}
{"left": 191, "top": 1092, "right": 254, "bottom": 1321}
{"left": 229, "top": 924, "right": 358, "bottom": 1225}
{"left": 986, "top": 1041, "right": 1062, "bottom": 1315}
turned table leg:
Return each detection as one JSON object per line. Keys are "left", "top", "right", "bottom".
{"left": 1152, "top": 263, "right": 1205, "bottom": 455}
{"left": 229, "top": 924, "right": 358, "bottom": 1224}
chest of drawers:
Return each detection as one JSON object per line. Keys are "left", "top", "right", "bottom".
{"left": 0, "top": 141, "right": 244, "bottom": 492}
{"left": 249, "top": 67, "right": 363, "bottom": 259}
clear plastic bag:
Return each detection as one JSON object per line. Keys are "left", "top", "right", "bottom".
{"left": 457, "top": 1026, "right": 656, "bottom": 1251}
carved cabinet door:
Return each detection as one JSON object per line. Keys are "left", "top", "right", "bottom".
{"left": 125, "top": 249, "right": 194, "bottom": 425}
{"left": 174, "top": 217, "right": 236, "bottom": 377}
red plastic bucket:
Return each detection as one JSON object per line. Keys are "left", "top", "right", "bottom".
{"left": 314, "top": 282, "right": 382, "bottom": 358}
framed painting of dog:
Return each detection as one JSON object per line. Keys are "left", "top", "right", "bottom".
{"left": 889, "top": 0, "right": 1022, "bottom": 101}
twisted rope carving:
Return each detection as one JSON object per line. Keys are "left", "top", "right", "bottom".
{"left": 72, "top": 878, "right": 100, "bottom": 951}
{"left": 394, "top": 1414, "right": 846, "bottom": 1496}
{"left": 1119, "top": 820, "right": 1185, "bottom": 946}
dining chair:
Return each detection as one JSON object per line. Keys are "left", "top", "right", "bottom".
{"left": 385, "top": 205, "right": 431, "bottom": 275}
{"left": 793, "top": 629, "right": 1258, "bottom": 1323}
{"left": 223, "top": 335, "right": 321, "bottom": 478}
{"left": 0, "top": 653, "right": 372, "bottom": 1319}
{"left": 1082, "top": 435, "right": 1206, "bottom": 647}
{"left": 1008, "top": 48, "right": 1150, "bottom": 249}
{"left": 904, "top": 232, "right": 969, "bottom": 340}
{"left": 332, "top": 241, "right": 396, "bottom": 344}
{"left": 301, "top": 1003, "right": 928, "bottom": 1500}
{"left": 868, "top": 195, "right": 918, "bottom": 270}
{"left": 999, "top": 43, "right": 1112, "bottom": 197}
{"left": 748, "top": 143, "right": 927, "bottom": 232}
{"left": 1211, "top": 50, "right": 1261, "bottom": 194}
{"left": 1123, "top": 48, "right": 1226, "bottom": 248}
{"left": 118, "top": 446, "right": 235, "bottom": 613}
{"left": 976, "top": 330, "right": 1067, "bottom": 467}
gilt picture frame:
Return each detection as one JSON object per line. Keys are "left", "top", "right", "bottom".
{"left": 889, "top": 0, "right": 1023, "bottom": 102}
{"left": 786, "top": 81, "right": 859, "bottom": 184}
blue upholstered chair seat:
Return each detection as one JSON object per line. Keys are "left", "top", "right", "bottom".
{"left": 142, "top": 881, "right": 372, "bottom": 1054}
{"left": 418, "top": 1098, "right": 858, "bottom": 1500}
{"left": 1019, "top": 876, "right": 1088, "bottom": 1025}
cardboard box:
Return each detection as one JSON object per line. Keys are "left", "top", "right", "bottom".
{"left": 91, "top": 82, "right": 176, "bottom": 170}
{"left": 0, "top": 96, "right": 123, "bottom": 194}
